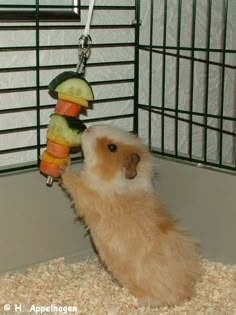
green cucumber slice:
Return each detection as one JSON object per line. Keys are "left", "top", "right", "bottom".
{"left": 49, "top": 71, "right": 94, "bottom": 101}
{"left": 48, "top": 114, "right": 86, "bottom": 146}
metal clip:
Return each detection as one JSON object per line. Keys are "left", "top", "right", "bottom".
{"left": 76, "top": 34, "right": 92, "bottom": 75}
{"left": 77, "top": 51, "right": 88, "bottom": 75}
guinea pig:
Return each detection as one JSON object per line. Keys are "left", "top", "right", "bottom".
{"left": 60, "top": 124, "right": 201, "bottom": 307}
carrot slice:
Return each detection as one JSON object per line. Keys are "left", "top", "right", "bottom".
{"left": 55, "top": 99, "right": 81, "bottom": 117}
{"left": 47, "top": 139, "right": 70, "bottom": 158}
{"left": 40, "top": 150, "right": 67, "bottom": 166}
{"left": 39, "top": 160, "right": 61, "bottom": 178}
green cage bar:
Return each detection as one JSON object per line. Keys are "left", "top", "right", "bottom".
{"left": 174, "top": 0, "right": 182, "bottom": 157}
{"left": 161, "top": 0, "right": 168, "bottom": 154}
{"left": 203, "top": 0, "right": 212, "bottom": 164}
{"left": 148, "top": 0, "right": 154, "bottom": 150}
{"left": 35, "top": 0, "right": 41, "bottom": 166}
{"left": 219, "top": 0, "right": 229, "bottom": 167}
{"left": 189, "top": 0, "right": 197, "bottom": 161}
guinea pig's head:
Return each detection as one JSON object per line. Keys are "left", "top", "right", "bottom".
{"left": 81, "top": 125, "right": 154, "bottom": 191}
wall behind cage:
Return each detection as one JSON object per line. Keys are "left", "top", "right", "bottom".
{"left": 138, "top": 0, "right": 236, "bottom": 171}
{"left": 0, "top": 0, "right": 136, "bottom": 172}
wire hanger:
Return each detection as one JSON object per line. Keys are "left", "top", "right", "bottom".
{"left": 76, "top": 0, "right": 96, "bottom": 75}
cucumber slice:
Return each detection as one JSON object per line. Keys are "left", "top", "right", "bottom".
{"left": 47, "top": 113, "right": 86, "bottom": 146}
{"left": 49, "top": 71, "right": 94, "bottom": 101}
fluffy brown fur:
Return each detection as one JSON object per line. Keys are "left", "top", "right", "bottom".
{"left": 61, "top": 125, "right": 201, "bottom": 307}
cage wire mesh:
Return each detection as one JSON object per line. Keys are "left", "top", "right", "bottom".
{"left": 0, "top": 0, "right": 235, "bottom": 175}
{"left": 138, "top": 0, "right": 236, "bottom": 172}
{"left": 0, "top": 0, "right": 137, "bottom": 173}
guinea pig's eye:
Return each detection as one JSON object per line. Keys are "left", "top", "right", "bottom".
{"left": 107, "top": 143, "right": 117, "bottom": 152}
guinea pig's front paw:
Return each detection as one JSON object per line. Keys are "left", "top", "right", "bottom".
{"left": 58, "top": 158, "right": 71, "bottom": 186}
{"left": 64, "top": 157, "right": 71, "bottom": 169}
{"left": 59, "top": 164, "right": 82, "bottom": 199}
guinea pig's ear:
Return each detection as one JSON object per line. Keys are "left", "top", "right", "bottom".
{"left": 124, "top": 153, "right": 140, "bottom": 179}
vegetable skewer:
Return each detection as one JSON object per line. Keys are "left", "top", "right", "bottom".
{"left": 39, "top": 71, "right": 94, "bottom": 185}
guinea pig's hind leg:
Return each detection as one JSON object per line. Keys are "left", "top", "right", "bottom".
{"left": 128, "top": 285, "right": 162, "bottom": 308}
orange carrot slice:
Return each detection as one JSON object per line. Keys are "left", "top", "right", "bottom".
{"left": 55, "top": 99, "right": 81, "bottom": 117}
{"left": 40, "top": 150, "right": 67, "bottom": 166}
{"left": 47, "top": 139, "right": 70, "bottom": 158}
{"left": 39, "top": 160, "right": 61, "bottom": 178}
{"left": 58, "top": 92, "right": 89, "bottom": 107}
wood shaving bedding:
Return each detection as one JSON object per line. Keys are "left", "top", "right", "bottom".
{"left": 0, "top": 257, "right": 235, "bottom": 315}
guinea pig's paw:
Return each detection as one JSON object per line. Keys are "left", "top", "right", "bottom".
{"left": 58, "top": 158, "right": 71, "bottom": 186}
{"left": 59, "top": 169, "right": 69, "bottom": 188}
{"left": 58, "top": 171, "right": 65, "bottom": 187}
{"left": 60, "top": 158, "right": 71, "bottom": 173}
{"left": 64, "top": 157, "right": 71, "bottom": 169}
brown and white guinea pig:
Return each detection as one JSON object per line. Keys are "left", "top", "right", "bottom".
{"left": 60, "top": 124, "right": 201, "bottom": 307}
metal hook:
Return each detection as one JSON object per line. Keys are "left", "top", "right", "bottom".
{"left": 79, "top": 34, "right": 92, "bottom": 54}
{"left": 76, "top": 34, "right": 92, "bottom": 75}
